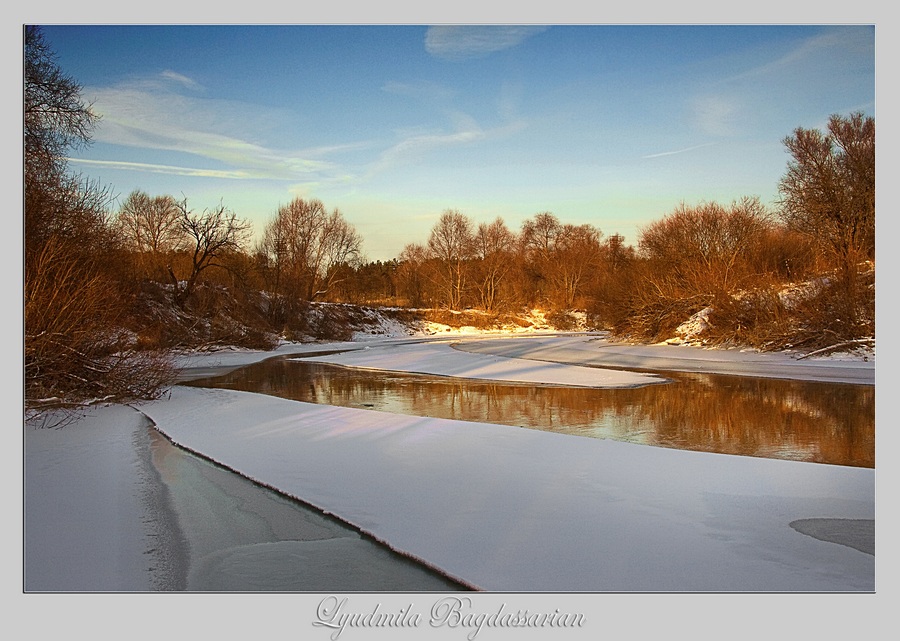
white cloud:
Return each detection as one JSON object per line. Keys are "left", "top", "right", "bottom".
{"left": 375, "top": 125, "right": 484, "bottom": 171}
{"left": 425, "top": 25, "right": 547, "bottom": 61}
{"left": 365, "top": 107, "right": 526, "bottom": 181}
{"left": 67, "top": 158, "right": 254, "bottom": 179}
{"left": 81, "top": 76, "right": 344, "bottom": 183}
{"left": 158, "top": 70, "right": 200, "bottom": 89}
{"left": 693, "top": 27, "right": 874, "bottom": 136}
{"left": 733, "top": 28, "right": 874, "bottom": 84}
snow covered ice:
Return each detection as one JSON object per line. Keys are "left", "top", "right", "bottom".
{"left": 25, "top": 334, "right": 875, "bottom": 593}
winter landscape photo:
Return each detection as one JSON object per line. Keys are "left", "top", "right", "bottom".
{"left": 22, "top": 21, "right": 878, "bottom": 639}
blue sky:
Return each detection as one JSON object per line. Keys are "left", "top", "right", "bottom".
{"left": 39, "top": 24, "right": 875, "bottom": 261}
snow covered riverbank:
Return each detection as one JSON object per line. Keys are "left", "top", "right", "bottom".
{"left": 21, "top": 334, "right": 881, "bottom": 636}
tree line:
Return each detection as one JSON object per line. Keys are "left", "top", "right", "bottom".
{"left": 24, "top": 26, "right": 875, "bottom": 414}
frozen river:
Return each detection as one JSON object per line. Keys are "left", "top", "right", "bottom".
{"left": 25, "top": 334, "right": 875, "bottom": 594}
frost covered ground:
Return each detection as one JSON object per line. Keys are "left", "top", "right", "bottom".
{"left": 21, "top": 332, "right": 884, "bottom": 638}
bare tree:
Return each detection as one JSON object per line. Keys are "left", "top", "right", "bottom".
{"left": 617, "top": 198, "right": 775, "bottom": 342}
{"left": 778, "top": 112, "right": 875, "bottom": 304}
{"left": 24, "top": 26, "right": 98, "bottom": 188}
{"left": 427, "top": 210, "right": 476, "bottom": 310}
{"left": 639, "top": 197, "right": 770, "bottom": 294}
{"left": 587, "top": 233, "right": 637, "bottom": 329}
{"left": 520, "top": 212, "right": 603, "bottom": 308}
{"left": 115, "top": 190, "right": 183, "bottom": 278}
{"left": 25, "top": 238, "right": 175, "bottom": 421}
{"left": 776, "top": 113, "right": 875, "bottom": 340}
{"left": 317, "top": 209, "right": 364, "bottom": 299}
{"left": 553, "top": 223, "right": 604, "bottom": 308}
{"left": 519, "top": 212, "right": 562, "bottom": 305}
{"left": 396, "top": 243, "right": 432, "bottom": 307}
{"left": 116, "top": 191, "right": 182, "bottom": 254}
{"left": 520, "top": 212, "right": 561, "bottom": 262}
{"left": 24, "top": 25, "right": 109, "bottom": 256}
{"left": 168, "top": 199, "right": 251, "bottom": 307}
{"left": 24, "top": 26, "right": 174, "bottom": 417}
{"left": 257, "top": 197, "right": 363, "bottom": 302}
{"left": 604, "top": 233, "right": 633, "bottom": 274}
{"left": 472, "top": 217, "right": 515, "bottom": 311}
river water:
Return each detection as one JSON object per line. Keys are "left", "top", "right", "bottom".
{"left": 185, "top": 356, "right": 874, "bottom": 468}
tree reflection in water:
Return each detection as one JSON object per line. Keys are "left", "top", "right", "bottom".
{"left": 186, "top": 357, "right": 874, "bottom": 468}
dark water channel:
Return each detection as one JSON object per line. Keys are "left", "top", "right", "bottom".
{"left": 185, "top": 356, "right": 874, "bottom": 468}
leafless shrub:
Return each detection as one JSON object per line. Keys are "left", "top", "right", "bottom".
{"left": 701, "top": 262, "right": 874, "bottom": 352}
{"left": 704, "top": 286, "right": 792, "bottom": 348}
{"left": 25, "top": 237, "right": 176, "bottom": 420}
{"left": 546, "top": 310, "right": 581, "bottom": 331}
{"left": 781, "top": 266, "right": 875, "bottom": 350}
{"left": 303, "top": 306, "right": 356, "bottom": 342}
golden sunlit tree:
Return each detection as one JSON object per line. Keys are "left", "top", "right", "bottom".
{"left": 256, "top": 197, "right": 363, "bottom": 304}
{"left": 426, "top": 210, "right": 476, "bottom": 310}
{"left": 114, "top": 190, "right": 184, "bottom": 279}
{"left": 777, "top": 112, "right": 875, "bottom": 339}
{"left": 472, "top": 217, "right": 515, "bottom": 311}
{"left": 778, "top": 112, "right": 875, "bottom": 271}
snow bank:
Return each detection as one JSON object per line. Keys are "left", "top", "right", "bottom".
{"left": 453, "top": 334, "right": 875, "bottom": 385}
{"left": 24, "top": 404, "right": 186, "bottom": 591}
{"left": 173, "top": 332, "right": 873, "bottom": 386}
{"left": 301, "top": 340, "right": 665, "bottom": 388}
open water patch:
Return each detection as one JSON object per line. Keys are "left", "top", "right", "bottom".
{"left": 789, "top": 518, "right": 875, "bottom": 555}
{"left": 185, "top": 356, "right": 875, "bottom": 468}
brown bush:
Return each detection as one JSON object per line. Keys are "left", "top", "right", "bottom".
{"left": 545, "top": 310, "right": 582, "bottom": 331}
{"left": 25, "top": 237, "right": 176, "bottom": 418}
{"left": 126, "top": 280, "right": 279, "bottom": 350}
{"left": 704, "top": 286, "right": 793, "bottom": 348}
{"left": 699, "top": 264, "right": 874, "bottom": 352}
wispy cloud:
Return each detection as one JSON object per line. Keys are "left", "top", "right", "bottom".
{"left": 642, "top": 142, "right": 716, "bottom": 159}
{"left": 67, "top": 158, "right": 255, "bottom": 179}
{"left": 158, "top": 70, "right": 199, "bottom": 89}
{"left": 80, "top": 72, "right": 348, "bottom": 184}
{"left": 731, "top": 28, "right": 873, "bottom": 84}
{"left": 372, "top": 122, "right": 485, "bottom": 175}
{"left": 366, "top": 108, "right": 526, "bottom": 181}
{"left": 687, "top": 27, "right": 874, "bottom": 138}
{"left": 688, "top": 94, "right": 741, "bottom": 138}
{"left": 425, "top": 26, "right": 547, "bottom": 61}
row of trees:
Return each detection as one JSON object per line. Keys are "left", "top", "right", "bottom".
{"left": 106, "top": 175, "right": 871, "bottom": 352}
{"left": 391, "top": 211, "right": 611, "bottom": 312}
{"left": 108, "top": 191, "right": 612, "bottom": 315}
{"left": 24, "top": 25, "right": 875, "bottom": 414}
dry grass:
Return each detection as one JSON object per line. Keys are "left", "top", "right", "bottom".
{"left": 421, "top": 308, "right": 541, "bottom": 330}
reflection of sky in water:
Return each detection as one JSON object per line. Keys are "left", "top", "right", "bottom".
{"left": 186, "top": 359, "right": 874, "bottom": 468}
